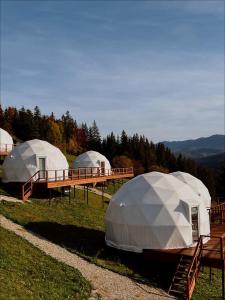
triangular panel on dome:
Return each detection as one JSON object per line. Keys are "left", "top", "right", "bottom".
{"left": 105, "top": 171, "right": 210, "bottom": 252}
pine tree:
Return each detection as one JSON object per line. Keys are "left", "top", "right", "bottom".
{"left": 87, "top": 120, "right": 101, "bottom": 151}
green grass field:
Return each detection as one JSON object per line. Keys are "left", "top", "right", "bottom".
{"left": 0, "top": 227, "right": 91, "bottom": 300}
{"left": 0, "top": 184, "right": 223, "bottom": 299}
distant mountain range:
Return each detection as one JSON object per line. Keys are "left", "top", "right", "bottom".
{"left": 162, "top": 134, "right": 225, "bottom": 169}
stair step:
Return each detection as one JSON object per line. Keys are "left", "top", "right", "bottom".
{"left": 173, "top": 282, "right": 186, "bottom": 287}
{"left": 179, "top": 262, "right": 191, "bottom": 266}
{"left": 174, "top": 276, "right": 186, "bottom": 281}
{"left": 176, "top": 270, "right": 188, "bottom": 273}
{"left": 169, "top": 289, "right": 186, "bottom": 294}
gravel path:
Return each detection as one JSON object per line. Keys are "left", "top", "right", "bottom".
{"left": 0, "top": 195, "right": 24, "bottom": 203}
{"left": 0, "top": 215, "right": 174, "bottom": 300}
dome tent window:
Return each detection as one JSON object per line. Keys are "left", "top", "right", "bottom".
{"left": 100, "top": 161, "right": 105, "bottom": 175}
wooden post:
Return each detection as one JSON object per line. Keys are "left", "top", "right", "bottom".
{"left": 113, "top": 180, "right": 115, "bottom": 193}
{"left": 209, "top": 267, "right": 212, "bottom": 284}
{"left": 22, "top": 185, "right": 24, "bottom": 201}
{"left": 102, "top": 182, "right": 104, "bottom": 208}
{"left": 69, "top": 187, "right": 71, "bottom": 204}
{"left": 83, "top": 185, "right": 85, "bottom": 201}
{"left": 87, "top": 186, "right": 89, "bottom": 205}
{"left": 63, "top": 170, "right": 65, "bottom": 181}
{"left": 73, "top": 186, "right": 76, "bottom": 198}
{"left": 49, "top": 188, "right": 51, "bottom": 205}
{"left": 221, "top": 237, "right": 224, "bottom": 260}
{"left": 222, "top": 265, "right": 225, "bottom": 300}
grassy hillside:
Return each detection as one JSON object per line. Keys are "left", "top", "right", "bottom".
{"left": 0, "top": 227, "right": 91, "bottom": 300}
{"left": 0, "top": 186, "right": 223, "bottom": 299}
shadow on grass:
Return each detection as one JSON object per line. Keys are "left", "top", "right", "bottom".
{"left": 25, "top": 221, "right": 176, "bottom": 291}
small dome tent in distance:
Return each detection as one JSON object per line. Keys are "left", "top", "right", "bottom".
{"left": 73, "top": 150, "right": 111, "bottom": 175}
{"left": 0, "top": 128, "right": 14, "bottom": 152}
{"left": 2, "top": 139, "right": 68, "bottom": 183}
{"left": 171, "top": 171, "right": 211, "bottom": 208}
{"left": 105, "top": 172, "right": 210, "bottom": 253}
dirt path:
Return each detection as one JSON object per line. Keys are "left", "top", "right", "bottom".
{"left": 0, "top": 215, "right": 174, "bottom": 300}
{"left": 75, "top": 185, "right": 112, "bottom": 199}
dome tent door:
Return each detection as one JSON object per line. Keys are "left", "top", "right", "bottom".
{"left": 38, "top": 157, "right": 46, "bottom": 179}
{"left": 191, "top": 206, "right": 199, "bottom": 242}
{"left": 100, "top": 161, "right": 105, "bottom": 175}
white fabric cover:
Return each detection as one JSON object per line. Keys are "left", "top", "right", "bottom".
{"left": 0, "top": 128, "right": 13, "bottom": 152}
{"left": 73, "top": 150, "right": 111, "bottom": 174}
{"left": 2, "top": 139, "right": 68, "bottom": 183}
{"left": 105, "top": 172, "right": 210, "bottom": 252}
{"left": 171, "top": 171, "right": 211, "bottom": 208}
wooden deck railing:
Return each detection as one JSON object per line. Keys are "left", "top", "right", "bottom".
{"left": 40, "top": 167, "right": 134, "bottom": 182}
{"left": 201, "top": 234, "right": 225, "bottom": 261}
{"left": 187, "top": 236, "right": 203, "bottom": 300}
{"left": 0, "top": 143, "right": 15, "bottom": 155}
{"left": 208, "top": 202, "right": 225, "bottom": 224}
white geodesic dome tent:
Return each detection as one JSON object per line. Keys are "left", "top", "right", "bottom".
{"left": 171, "top": 172, "right": 211, "bottom": 208}
{"left": 0, "top": 128, "right": 13, "bottom": 152}
{"left": 2, "top": 139, "right": 68, "bottom": 183}
{"left": 73, "top": 150, "right": 111, "bottom": 175}
{"left": 105, "top": 172, "right": 210, "bottom": 252}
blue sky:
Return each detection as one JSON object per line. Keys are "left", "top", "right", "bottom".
{"left": 1, "top": 0, "right": 224, "bottom": 142}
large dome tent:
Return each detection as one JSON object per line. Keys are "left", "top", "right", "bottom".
{"left": 105, "top": 172, "right": 210, "bottom": 253}
{"left": 0, "top": 128, "right": 14, "bottom": 152}
{"left": 73, "top": 150, "right": 111, "bottom": 175}
{"left": 2, "top": 139, "right": 68, "bottom": 183}
{"left": 171, "top": 171, "right": 211, "bottom": 208}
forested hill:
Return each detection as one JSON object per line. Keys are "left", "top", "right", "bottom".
{"left": 0, "top": 105, "right": 223, "bottom": 197}
{"left": 163, "top": 135, "right": 224, "bottom": 159}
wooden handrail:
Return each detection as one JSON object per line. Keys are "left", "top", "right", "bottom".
{"left": 21, "top": 170, "right": 40, "bottom": 201}
{"left": 187, "top": 236, "right": 203, "bottom": 300}
{"left": 208, "top": 203, "right": 225, "bottom": 224}
{"left": 41, "top": 167, "right": 134, "bottom": 182}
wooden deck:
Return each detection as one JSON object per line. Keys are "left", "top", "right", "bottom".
{"left": 148, "top": 224, "right": 225, "bottom": 269}
{"left": 46, "top": 171, "right": 133, "bottom": 188}
{"left": 22, "top": 167, "right": 134, "bottom": 200}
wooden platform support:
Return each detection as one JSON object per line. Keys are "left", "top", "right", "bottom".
{"left": 86, "top": 185, "right": 89, "bottom": 205}
{"left": 101, "top": 182, "right": 104, "bottom": 208}
{"left": 222, "top": 265, "right": 225, "bottom": 300}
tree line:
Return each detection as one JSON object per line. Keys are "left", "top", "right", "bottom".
{"left": 0, "top": 105, "right": 223, "bottom": 198}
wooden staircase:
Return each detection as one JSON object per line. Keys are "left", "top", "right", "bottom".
{"left": 168, "top": 255, "right": 193, "bottom": 299}
{"left": 21, "top": 171, "right": 40, "bottom": 201}
{"left": 168, "top": 237, "right": 203, "bottom": 300}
